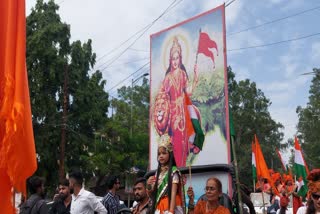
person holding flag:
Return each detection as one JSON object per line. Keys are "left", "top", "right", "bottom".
{"left": 294, "top": 137, "right": 309, "bottom": 214}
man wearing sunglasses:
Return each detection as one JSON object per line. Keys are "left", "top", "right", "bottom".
{"left": 102, "top": 176, "right": 121, "bottom": 214}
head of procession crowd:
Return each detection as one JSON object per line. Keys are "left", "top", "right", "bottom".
{"left": 145, "top": 163, "right": 238, "bottom": 213}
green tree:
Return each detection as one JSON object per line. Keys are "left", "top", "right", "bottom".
{"left": 296, "top": 68, "right": 320, "bottom": 168}
{"left": 87, "top": 78, "right": 150, "bottom": 177}
{"left": 228, "top": 67, "right": 285, "bottom": 188}
{"left": 27, "top": 0, "right": 109, "bottom": 186}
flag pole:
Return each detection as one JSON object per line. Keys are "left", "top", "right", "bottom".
{"left": 187, "top": 138, "right": 192, "bottom": 187}
{"left": 189, "top": 165, "right": 192, "bottom": 187}
{"left": 229, "top": 108, "right": 243, "bottom": 214}
{"left": 261, "top": 191, "right": 266, "bottom": 214}
{"left": 230, "top": 134, "right": 243, "bottom": 214}
{"left": 195, "top": 28, "right": 201, "bottom": 65}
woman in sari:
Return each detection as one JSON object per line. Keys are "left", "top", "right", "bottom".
{"left": 187, "top": 177, "right": 230, "bottom": 214}
{"left": 153, "top": 36, "right": 199, "bottom": 167}
{"left": 147, "top": 134, "right": 185, "bottom": 214}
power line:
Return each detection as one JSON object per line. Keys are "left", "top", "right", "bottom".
{"left": 101, "top": 0, "right": 183, "bottom": 70}
{"left": 108, "top": 66, "right": 149, "bottom": 94}
{"left": 95, "top": 0, "right": 186, "bottom": 93}
{"left": 106, "top": 62, "right": 150, "bottom": 92}
{"left": 225, "top": 0, "right": 236, "bottom": 7}
{"left": 99, "top": 1, "right": 319, "bottom": 93}
{"left": 128, "top": 48, "right": 149, "bottom": 53}
{"left": 228, "top": 32, "right": 320, "bottom": 52}
{"left": 242, "top": 6, "right": 267, "bottom": 22}
{"left": 95, "top": 0, "right": 182, "bottom": 70}
{"left": 95, "top": 23, "right": 153, "bottom": 65}
{"left": 98, "top": 0, "right": 237, "bottom": 93}
{"left": 99, "top": 57, "right": 148, "bottom": 70}
{"left": 228, "top": 5, "right": 320, "bottom": 36}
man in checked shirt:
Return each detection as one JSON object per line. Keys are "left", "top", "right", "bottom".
{"left": 102, "top": 176, "right": 121, "bottom": 214}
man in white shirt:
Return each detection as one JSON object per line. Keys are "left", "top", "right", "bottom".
{"left": 69, "top": 171, "right": 108, "bottom": 214}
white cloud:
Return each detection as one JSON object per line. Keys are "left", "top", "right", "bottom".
{"left": 268, "top": 0, "right": 304, "bottom": 11}
{"left": 201, "top": 0, "right": 243, "bottom": 28}
{"left": 269, "top": 106, "right": 297, "bottom": 161}
{"left": 259, "top": 74, "right": 309, "bottom": 100}
{"left": 269, "top": 0, "right": 284, "bottom": 4}
{"left": 269, "top": 106, "right": 298, "bottom": 139}
{"left": 279, "top": 55, "right": 299, "bottom": 79}
{"left": 235, "top": 67, "right": 250, "bottom": 81}
{"left": 227, "top": 30, "right": 263, "bottom": 54}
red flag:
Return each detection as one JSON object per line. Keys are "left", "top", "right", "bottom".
{"left": 276, "top": 148, "right": 287, "bottom": 172}
{"left": 197, "top": 32, "right": 218, "bottom": 65}
{"left": 0, "top": 0, "right": 37, "bottom": 212}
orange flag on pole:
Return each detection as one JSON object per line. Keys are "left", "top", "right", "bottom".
{"left": 254, "top": 135, "right": 280, "bottom": 196}
{"left": 0, "top": 0, "right": 37, "bottom": 213}
{"left": 254, "top": 135, "right": 271, "bottom": 182}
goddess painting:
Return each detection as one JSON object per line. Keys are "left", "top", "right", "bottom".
{"left": 153, "top": 36, "right": 200, "bottom": 167}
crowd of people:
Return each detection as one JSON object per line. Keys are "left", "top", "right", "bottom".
{"left": 250, "top": 169, "right": 320, "bottom": 214}
{"left": 254, "top": 171, "right": 299, "bottom": 214}
{"left": 18, "top": 136, "right": 320, "bottom": 214}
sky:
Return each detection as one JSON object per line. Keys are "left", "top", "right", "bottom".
{"left": 26, "top": 0, "right": 320, "bottom": 160}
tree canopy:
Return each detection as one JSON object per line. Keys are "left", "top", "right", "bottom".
{"left": 27, "top": 0, "right": 109, "bottom": 186}
{"left": 228, "top": 67, "right": 285, "bottom": 188}
{"left": 297, "top": 68, "right": 320, "bottom": 169}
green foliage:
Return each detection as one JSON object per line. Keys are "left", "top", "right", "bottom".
{"left": 192, "top": 67, "right": 226, "bottom": 137}
{"left": 27, "top": 0, "right": 108, "bottom": 189}
{"left": 228, "top": 66, "right": 285, "bottom": 188}
{"left": 88, "top": 78, "right": 150, "bottom": 177}
{"left": 296, "top": 68, "right": 320, "bottom": 169}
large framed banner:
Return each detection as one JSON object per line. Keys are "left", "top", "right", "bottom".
{"left": 149, "top": 4, "right": 230, "bottom": 170}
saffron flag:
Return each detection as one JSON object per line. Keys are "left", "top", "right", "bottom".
{"left": 276, "top": 148, "right": 288, "bottom": 172}
{"left": 254, "top": 135, "right": 280, "bottom": 195}
{"left": 197, "top": 31, "right": 218, "bottom": 65}
{"left": 294, "top": 137, "right": 308, "bottom": 197}
{"left": 254, "top": 135, "right": 270, "bottom": 181}
{"left": 185, "top": 94, "right": 205, "bottom": 151}
{"left": 0, "top": 0, "right": 37, "bottom": 212}
{"left": 252, "top": 142, "right": 257, "bottom": 182}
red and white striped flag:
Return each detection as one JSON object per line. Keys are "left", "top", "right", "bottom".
{"left": 276, "top": 148, "right": 288, "bottom": 172}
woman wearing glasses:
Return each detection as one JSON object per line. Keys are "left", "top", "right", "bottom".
{"left": 187, "top": 177, "right": 230, "bottom": 214}
{"left": 297, "top": 169, "right": 320, "bottom": 214}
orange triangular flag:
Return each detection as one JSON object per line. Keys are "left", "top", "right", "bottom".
{"left": 254, "top": 135, "right": 280, "bottom": 196}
